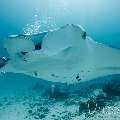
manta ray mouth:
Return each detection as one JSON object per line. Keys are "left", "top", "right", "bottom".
{"left": 35, "top": 42, "right": 42, "bottom": 50}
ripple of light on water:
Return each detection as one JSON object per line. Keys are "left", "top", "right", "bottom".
{"left": 23, "top": 8, "right": 58, "bottom": 35}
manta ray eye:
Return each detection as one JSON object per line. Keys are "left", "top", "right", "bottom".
{"left": 21, "top": 51, "right": 28, "bottom": 55}
{"left": 82, "top": 32, "right": 86, "bottom": 39}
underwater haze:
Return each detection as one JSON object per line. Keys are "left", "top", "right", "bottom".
{"left": 0, "top": 0, "right": 120, "bottom": 48}
{"left": 0, "top": 0, "right": 120, "bottom": 120}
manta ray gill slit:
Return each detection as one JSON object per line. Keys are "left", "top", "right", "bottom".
{"left": 21, "top": 51, "right": 28, "bottom": 55}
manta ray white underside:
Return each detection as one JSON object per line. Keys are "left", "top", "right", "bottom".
{"left": 1, "top": 24, "right": 120, "bottom": 83}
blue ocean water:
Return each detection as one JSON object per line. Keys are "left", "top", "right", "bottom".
{"left": 0, "top": 0, "right": 120, "bottom": 120}
{"left": 0, "top": 0, "right": 120, "bottom": 48}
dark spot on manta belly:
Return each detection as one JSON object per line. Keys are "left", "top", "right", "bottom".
{"left": 23, "top": 58, "right": 27, "bottom": 62}
{"left": 78, "top": 78, "right": 82, "bottom": 81}
{"left": 76, "top": 75, "right": 79, "bottom": 79}
{"left": 51, "top": 74, "right": 59, "bottom": 78}
{"left": 51, "top": 74, "right": 55, "bottom": 77}
{"left": 75, "top": 74, "right": 82, "bottom": 82}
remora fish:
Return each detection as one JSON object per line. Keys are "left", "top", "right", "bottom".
{"left": 0, "top": 24, "right": 120, "bottom": 83}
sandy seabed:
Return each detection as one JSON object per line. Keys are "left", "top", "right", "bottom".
{"left": 0, "top": 73, "right": 120, "bottom": 120}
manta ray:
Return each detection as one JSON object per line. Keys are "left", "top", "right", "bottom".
{"left": 0, "top": 24, "right": 120, "bottom": 84}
